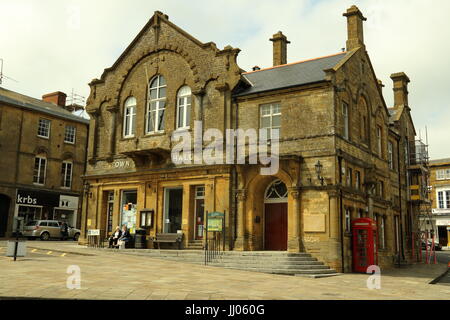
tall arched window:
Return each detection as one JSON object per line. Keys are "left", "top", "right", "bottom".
{"left": 176, "top": 86, "right": 191, "bottom": 129}
{"left": 264, "top": 179, "right": 288, "bottom": 203}
{"left": 123, "top": 97, "right": 136, "bottom": 138}
{"left": 146, "top": 75, "right": 166, "bottom": 133}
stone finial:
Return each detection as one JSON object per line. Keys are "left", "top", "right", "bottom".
{"left": 270, "top": 31, "right": 290, "bottom": 66}
{"left": 343, "top": 5, "right": 367, "bottom": 51}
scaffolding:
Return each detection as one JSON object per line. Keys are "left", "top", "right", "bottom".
{"left": 407, "top": 138, "right": 436, "bottom": 264}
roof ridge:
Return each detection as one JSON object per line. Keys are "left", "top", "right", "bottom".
{"left": 243, "top": 52, "right": 347, "bottom": 75}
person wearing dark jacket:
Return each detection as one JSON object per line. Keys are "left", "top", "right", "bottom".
{"left": 60, "top": 222, "right": 69, "bottom": 241}
{"left": 118, "top": 225, "right": 131, "bottom": 249}
{"left": 108, "top": 226, "right": 122, "bottom": 248}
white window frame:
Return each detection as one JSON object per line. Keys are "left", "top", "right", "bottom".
{"left": 33, "top": 156, "right": 47, "bottom": 185}
{"left": 342, "top": 102, "right": 349, "bottom": 140}
{"left": 260, "top": 103, "right": 281, "bottom": 140}
{"left": 123, "top": 97, "right": 137, "bottom": 138}
{"left": 345, "top": 208, "right": 351, "bottom": 232}
{"left": 176, "top": 86, "right": 192, "bottom": 130}
{"left": 379, "top": 216, "right": 386, "bottom": 249}
{"left": 64, "top": 125, "right": 76, "bottom": 144}
{"left": 37, "top": 119, "right": 51, "bottom": 139}
{"left": 436, "top": 169, "right": 450, "bottom": 181}
{"left": 61, "top": 161, "right": 73, "bottom": 189}
{"left": 437, "top": 190, "right": 450, "bottom": 209}
{"left": 146, "top": 75, "right": 166, "bottom": 134}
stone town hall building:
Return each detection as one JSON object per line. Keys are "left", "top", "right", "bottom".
{"left": 81, "top": 5, "right": 424, "bottom": 272}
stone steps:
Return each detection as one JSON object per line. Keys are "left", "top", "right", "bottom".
{"left": 113, "top": 249, "right": 338, "bottom": 277}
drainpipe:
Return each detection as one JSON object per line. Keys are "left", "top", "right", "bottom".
{"left": 338, "top": 155, "right": 345, "bottom": 272}
{"left": 232, "top": 96, "right": 239, "bottom": 248}
{"left": 396, "top": 137, "right": 402, "bottom": 264}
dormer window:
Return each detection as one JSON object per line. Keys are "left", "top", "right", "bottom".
{"left": 146, "top": 75, "right": 166, "bottom": 133}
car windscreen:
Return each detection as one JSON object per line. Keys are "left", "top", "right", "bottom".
{"left": 25, "top": 221, "right": 38, "bottom": 226}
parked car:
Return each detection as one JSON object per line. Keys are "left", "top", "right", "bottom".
{"left": 22, "top": 220, "right": 81, "bottom": 241}
{"left": 421, "top": 240, "right": 442, "bottom": 251}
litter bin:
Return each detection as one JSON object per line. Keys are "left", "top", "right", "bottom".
{"left": 135, "top": 229, "right": 147, "bottom": 249}
{"left": 6, "top": 240, "right": 27, "bottom": 257}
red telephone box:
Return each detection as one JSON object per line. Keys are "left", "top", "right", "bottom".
{"left": 352, "top": 218, "right": 378, "bottom": 273}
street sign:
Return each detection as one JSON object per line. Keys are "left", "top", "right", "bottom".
{"left": 87, "top": 229, "right": 100, "bottom": 236}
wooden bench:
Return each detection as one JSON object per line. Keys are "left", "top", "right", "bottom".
{"left": 152, "top": 233, "right": 183, "bottom": 249}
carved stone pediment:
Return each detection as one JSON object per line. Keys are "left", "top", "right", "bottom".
{"left": 121, "top": 148, "right": 171, "bottom": 167}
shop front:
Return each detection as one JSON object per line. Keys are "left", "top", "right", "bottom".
{"left": 14, "top": 188, "right": 80, "bottom": 232}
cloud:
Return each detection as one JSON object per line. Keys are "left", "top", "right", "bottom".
{"left": 0, "top": 0, "right": 448, "bottom": 158}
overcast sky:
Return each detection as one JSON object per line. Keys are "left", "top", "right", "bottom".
{"left": 0, "top": 0, "right": 449, "bottom": 159}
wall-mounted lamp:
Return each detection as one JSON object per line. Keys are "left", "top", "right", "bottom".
{"left": 83, "top": 182, "right": 92, "bottom": 198}
{"left": 315, "top": 161, "right": 325, "bottom": 186}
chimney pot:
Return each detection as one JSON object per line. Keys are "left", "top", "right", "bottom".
{"left": 42, "top": 91, "right": 67, "bottom": 108}
{"left": 270, "top": 31, "right": 290, "bottom": 66}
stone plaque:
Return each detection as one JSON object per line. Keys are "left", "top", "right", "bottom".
{"left": 303, "top": 214, "right": 326, "bottom": 233}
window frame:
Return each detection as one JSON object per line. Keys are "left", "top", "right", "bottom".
{"left": 388, "top": 141, "right": 394, "bottom": 170}
{"left": 146, "top": 75, "right": 167, "bottom": 134}
{"left": 37, "top": 119, "right": 51, "bottom": 139}
{"left": 64, "top": 125, "right": 76, "bottom": 144}
{"left": 123, "top": 97, "right": 137, "bottom": 138}
{"left": 437, "top": 190, "right": 450, "bottom": 209}
{"left": 260, "top": 103, "right": 281, "bottom": 140}
{"left": 342, "top": 102, "right": 349, "bottom": 140}
{"left": 61, "top": 161, "right": 73, "bottom": 189}
{"left": 376, "top": 126, "right": 382, "bottom": 156}
{"left": 33, "top": 156, "right": 47, "bottom": 185}
{"left": 176, "top": 86, "right": 192, "bottom": 130}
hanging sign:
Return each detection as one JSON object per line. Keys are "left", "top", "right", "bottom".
{"left": 207, "top": 212, "right": 224, "bottom": 232}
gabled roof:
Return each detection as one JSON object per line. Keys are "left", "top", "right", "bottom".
{"left": 234, "top": 52, "right": 348, "bottom": 97}
{"left": 0, "top": 87, "right": 89, "bottom": 124}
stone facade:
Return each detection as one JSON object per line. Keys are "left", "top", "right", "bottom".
{"left": 0, "top": 88, "right": 89, "bottom": 237}
{"left": 81, "top": 6, "right": 422, "bottom": 273}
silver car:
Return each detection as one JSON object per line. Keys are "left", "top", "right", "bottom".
{"left": 22, "top": 220, "right": 81, "bottom": 241}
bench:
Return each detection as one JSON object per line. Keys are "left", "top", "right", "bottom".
{"left": 152, "top": 233, "right": 183, "bottom": 249}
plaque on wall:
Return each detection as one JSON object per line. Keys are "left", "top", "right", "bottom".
{"left": 303, "top": 214, "right": 326, "bottom": 233}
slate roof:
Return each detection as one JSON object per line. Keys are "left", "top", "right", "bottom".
{"left": 234, "top": 52, "right": 348, "bottom": 97}
{"left": 0, "top": 87, "right": 89, "bottom": 124}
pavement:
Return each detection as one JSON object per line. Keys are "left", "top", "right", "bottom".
{"left": 0, "top": 240, "right": 449, "bottom": 300}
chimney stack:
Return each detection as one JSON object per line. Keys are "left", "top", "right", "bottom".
{"left": 390, "top": 72, "right": 410, "bottom": 108}
{"left": 42, "top": 91, "right": 67, "bottom": 108}
{"left": 270, "top": 31, "right": 290, "bottom": 66}
{"left": 343, "top": 5, "right": 367, "bottom": 51}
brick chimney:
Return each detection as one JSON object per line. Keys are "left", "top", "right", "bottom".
{"left": 42, "top": 91, "right": 67, "bottom": 108}
{"left": 343, "top": 5, "right": 367, "bottom": 51}
{"left": 390, "top": 72, "right": 410, "bottom": 107}
{"left": 270, "top": 31, "right": 290, "bottom": 66}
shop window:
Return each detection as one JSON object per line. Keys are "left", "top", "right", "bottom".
{"left": 146, "top": 75, "right": 166, "bottom": 133}
{"left": 33, "top": 156, "right": 47, "bottom": 185}
{"left": 176, "top": 86, "right": 191, "bottom": 129}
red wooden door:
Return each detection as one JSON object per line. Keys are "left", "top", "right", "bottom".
{"left": 264, "top": 203, "right": 288, "bottom": 251}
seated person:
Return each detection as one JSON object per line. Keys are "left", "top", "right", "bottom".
{"left": 118, "top": 225, "right": 131, "bottom": 248}
{"left": 108, "top": 226, "right": 122, "bottom": 248}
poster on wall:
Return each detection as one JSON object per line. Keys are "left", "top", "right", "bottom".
{"left": 121, "top": 203, "right": 137, "bottom": 234}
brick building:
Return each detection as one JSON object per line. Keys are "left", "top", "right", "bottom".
{"left": 0, "top": 89, "right": 89, "bottom": 237}
{"left": 81, "top": 5, "right": 424, "bottom": 272}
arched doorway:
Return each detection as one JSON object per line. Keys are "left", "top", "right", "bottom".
{"left": 264, "top": 180, "right": 288, "bottom": 251}
{"left": 0, "top": 194, "right": 11, "bottom": 237}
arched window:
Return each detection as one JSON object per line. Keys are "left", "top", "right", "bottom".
{"left": 123, "top": 97, "right": 136, "bottom": 138}
{"left": 33, "top": 153, "right": 47, "bottom": 185}
{"left": 146, "top": 75, "right": 166, "bottom": 133}
{"left": 265, "top": 179, "right": 288, "bottom": 203}
{"left": 176, "top": 86, "right": 191, "bottom": 129}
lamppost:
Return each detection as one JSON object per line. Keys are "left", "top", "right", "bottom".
{"left": 315, "top": 161, "right": 325, "bottom": 186}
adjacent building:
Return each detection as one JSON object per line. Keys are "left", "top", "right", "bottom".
{"left": 0, "top": 88, "right": 89, "bottom": 237}
{"left": 80, "top": 6, "right": 425, "bottom": 272}
{"left": 427, "top": 158, "right": 450, "bottom": 247}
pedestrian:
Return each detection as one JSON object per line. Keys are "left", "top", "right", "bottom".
{"left": 108, "top": 226, "right": 122, "bottom": 248}
{"left": 60, "top": 222, "right": 69, "bottom": 241}
{"left": 118, "top": 225, "right": 131, "bottom": 249}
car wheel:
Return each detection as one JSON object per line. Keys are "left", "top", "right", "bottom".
{"left": 73, "top": 233, "right": 80, "bottom": 241}
{"left": 40, "top": 232, "right": 50, "bottom": 241}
